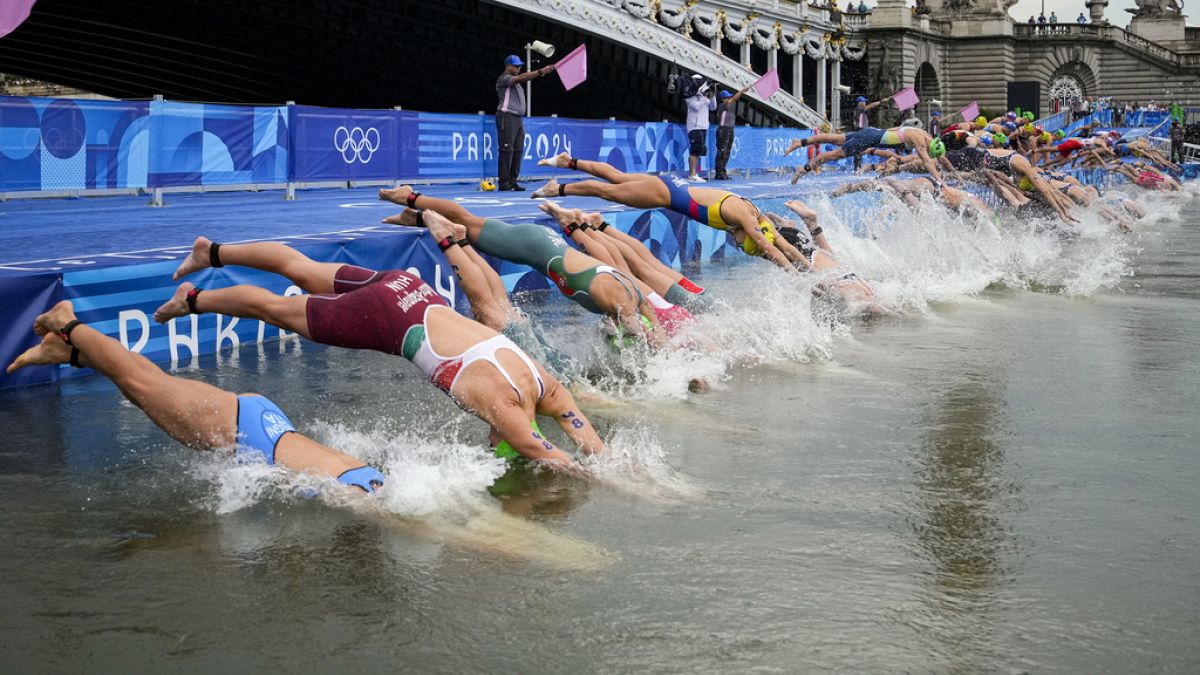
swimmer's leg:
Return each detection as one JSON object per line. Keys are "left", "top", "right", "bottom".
{"left": 16, "top": 303, "right": 238, "bottom": 449}
{"left": 533, "top": 177, "right": 670, "bottom": 209}
{"left": 425, "top": 212, "right": 510, "bottom": 331}
{"left": 542, "top": 154, "right": 655, "bottom": 185}
{"left": 173, "top": 238, "right": 344, "bottom": 294}
{"left": 381, "top": 187, "right": 489, "bottom": 232}
{"left": 154, "top": 282, "right": 313, "bottom": 339}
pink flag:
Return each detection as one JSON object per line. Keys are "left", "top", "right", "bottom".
{"left": 0, "top": 0, "right": 37, "bottom": 38}
{"left": 555, "top": 44, "right": 587, "bottom": 91}
{"left": 752, "top": 69, "right": 781, "bottom": 100}
{"left": 959, "top": 101, "right": 980, "bottom": 122}
{"left": 891, "top": 87, "right": 920, "bottom": 112}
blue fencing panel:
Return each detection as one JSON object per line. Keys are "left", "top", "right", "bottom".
{"left": 291, "top": 105, "right": 402, "bottom": 182}
{"left": 0, "top": 272, "right": 64, "bottom": 389}
{"left": 407, "top": 111, "right": 491, "bottom": 180}
{"left": 723, "top": 127, "right": 810, "bottom": 171}
{"left": 147, "top": 100, "right": 288, "bottom": 188}
{"left": 0, "top": 95, "right": 151, "bottom": 192}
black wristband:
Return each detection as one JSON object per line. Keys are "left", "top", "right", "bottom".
{"left": 209, "top": 242, "right": 224, "bottom": 268}
{"left": 810, "top": 226, "right": 823, "bottom": 238}
{"left": 59, "top": 319, "right": 83, "bottom": 345}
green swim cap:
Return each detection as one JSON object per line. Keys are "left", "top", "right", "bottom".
{"left": 1055, "top": 129, "right": 1066, "bottom": 139}
{"left": 493, "top": 420, "right": 546, "bottom": 460}
{"left": 928, "top": 137, "right": 946, "bottom": 158}
{"left": 607, "top": 314, "right": 653, "bottom": 350}
{"left": 1024, "top": 111, "right": 1035, "bottom": 121}
{"left": 993, "top": 132, "right": 1009, "bottom": 146}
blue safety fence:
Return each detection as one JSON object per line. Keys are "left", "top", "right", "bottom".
{"left": 1, "top": 94, "right": 813, "bottom": 194}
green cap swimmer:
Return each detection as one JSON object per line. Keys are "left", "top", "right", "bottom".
{"left": 607, "top": 314, "right": 654, "bottom": 350}
{"left": 992, "top": 132, "right": 1009, "bottom": 146}
{"left": 928, "top": 137, "right": 946, "bottom": 158}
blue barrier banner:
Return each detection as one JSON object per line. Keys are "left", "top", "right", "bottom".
{"left": 722, "top": 127, "right": 809, "bottom": 171}
{"left": 0, "top": 96, "right": 151, "bottom": 192}
{"left": 0, "top": 273, "right": 63, "bottom": 389}
{"left": 291, "top": 105, "right": 403, "bottom": 182}
{"left": 147, "top": 100, "right": 289, "bottom": 188}
{"left": 408, "top": 111, "right": 490, "bottom": 180}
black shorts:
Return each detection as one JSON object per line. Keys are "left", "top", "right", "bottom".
{"left": 688, "top": 129, "right": 707, "bottom": 157}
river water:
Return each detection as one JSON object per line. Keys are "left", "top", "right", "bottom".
{"left": 1, "top": 183, "right": 1198, "bottom": 673}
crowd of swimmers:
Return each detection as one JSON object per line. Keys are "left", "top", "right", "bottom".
{"left": 7, "top": 106, "right": 1188, "bottom": 505}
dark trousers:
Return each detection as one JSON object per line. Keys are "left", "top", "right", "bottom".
{"left": 715, "top": 127, "right": 734, "bottom": 177}
{"left": 496, "top": 113, "right": 524, "bottom": 187}
{"left": 1171, "top": 140, "right": 1183, "bottom": 164}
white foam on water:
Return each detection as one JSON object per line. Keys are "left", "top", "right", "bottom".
{"left": 582, "top": 422, "right": 706, "bottom": 502}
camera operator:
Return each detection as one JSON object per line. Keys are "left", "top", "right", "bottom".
{"left": 685, "top": 75, "right": 717, "bottom": 182}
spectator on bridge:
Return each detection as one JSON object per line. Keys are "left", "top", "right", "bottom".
{"left": 858, "top": 0, "right": 868, "bottom": 11}
{"left": 1049, "top": 11, "right": 1058, "bottom": 23}
{"left": 495, "top": 54, "right": 555, "bottom": 192}
{"left": 929, "top": 110, "right": 942, "bottom": 137}
{"left": 1077, "top": 12, "right": 1088, "bottom": 24}
{"left": 685, "top": 77, "right": 717, "bottom": 182}
{"left": 1037, "top": 13, "right": 1047, "bottom": 32}
{"left": 714, "top": 84, "right": 752, "bottom": 180}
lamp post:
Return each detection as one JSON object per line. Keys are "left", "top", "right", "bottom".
{"left": 524, "top": 40, "right": 556, "bottom": 117}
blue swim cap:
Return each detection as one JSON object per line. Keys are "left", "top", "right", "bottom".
{"left": 931, "top": 110, "right": 942, "bottom": 117}
{"left": 504, "top": 54, "right": 524, "bottom": 67}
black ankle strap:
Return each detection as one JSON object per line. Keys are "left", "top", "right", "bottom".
{"left": 209, "top": 242, "right": 224, "bottom": 268}
{"left": 186, "top": 287, "right": 204, "bottom": 314}
{"left": 59, "top": 319, "right": 83, "bottom": 345}
{"left": 406, "top": 191, "right": 422, "bottom": 207}
{"left": 437, "top": 236, "right": 457, "bottom": 251}
{"left": 563, "top": 222, "right": 579, "bottom": 235}
{"left": 597, "top": 221, "right": 609, "bottom": 232}
{"left": 568, "top": 157, "right": 578, "bottom": 170}
{"left": 558, "top": 183, "right": 567, "bottom": 197}
{"left": 414, "top": 209, "right": 426, "bottom": 228}
{"left": 68, "top": 346, "right": 82, "bottom": 369}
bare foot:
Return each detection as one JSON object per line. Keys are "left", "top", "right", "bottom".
{"left": 423, "top": 210, "right": 456, "bottom": 241}
{"left": 790, "top": 166, "right": 805, "bottom": 185}
{"left": 34, "top": 300, "right": 78, "bottom": 337}
{"left": 783, "top": 138, "right": 806, "bottom": 157}
{"left": 382, "top": 209, "right": 424, "bottom": 228}
{"left": 7, "top": 333, "right": 72, "bottom": 374}
{"left": 378, "top": 185, "right": 414, "bottom": 205}
{"left": 784, "top": 200, "right": 816, "bottom": 222}
{"left": 538, "top": 152, "right": 572, "bottom": 168}
{"left": 154, "top": 282, "right": 195, "bottom": 324}
{"left": 173, "top": 236, "right": 213, "bottom": 281}
{"left": 583, "top": 212, "right": 605, "bottom": 228}
{"left": 538, "top": 201, "right": 574, "bottom": 227}
{"left": 531, "top": 178, "right": 560, "bottom": 199}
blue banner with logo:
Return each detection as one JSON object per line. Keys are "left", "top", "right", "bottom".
{"left": 291, "top": 105, "right": 407, "bottom": 182}
{"left": 3, "top": 94, "right": 831, "bottom": 192}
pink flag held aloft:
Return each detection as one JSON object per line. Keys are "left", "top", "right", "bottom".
{"left": 555, "top": 44, "right": 587, "bottom": 91}
{"left": 752, "top": 68, "right": 781, "bottom": 100}
{"left": 0, "top": 0, "right": 37, "bottom": 38}
{"left": 891, "top": 87, "right": 920, "bottom": 112}
{"left": 959, "top": 101, "right": 980, "bottom": 122}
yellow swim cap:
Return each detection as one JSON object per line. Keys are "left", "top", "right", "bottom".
{"left": 742, "top": 220, "right": 778, "bottom": 256}
{"left": 1040, "top": 132, "right": 1052, "bottom": 143}
{"left": 975, "top": 116, "right": 988, "bottom": 127}
{"left": 480, "top": 180, "right": 497, "bottom": 191}
{"left": 1018, "top": 176, "right": 1034, "bottom": 191}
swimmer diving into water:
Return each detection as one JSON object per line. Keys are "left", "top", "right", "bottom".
{"left": 157, "top": 238, "right": 606, "bottom": 473}
{"left": 7, "top": 301, "right": 385, "bottom": 493}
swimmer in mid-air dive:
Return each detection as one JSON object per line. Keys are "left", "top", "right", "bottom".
{"left": 378, "top": 185, "right": 667, "bottom": 347}
{"left": 785, "top": 125, "right": 945, "bottom": 183}
{"left": 528, "top": 153, "right": 811, "bottom": 271}
{"left": 832, "top": 176, "right": 993, "bottom": 215}
{"left": 157, "top": 237, "right": 606, "bottom": 472}
{"left": 7, "top": 301, "right": 386, "bottom": 493}
{"left": 770, "top": 199, "right": 881, "bottom": 311}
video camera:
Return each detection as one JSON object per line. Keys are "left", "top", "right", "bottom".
{"left": 668, "top": 72, "right": 711, "bottom": 98}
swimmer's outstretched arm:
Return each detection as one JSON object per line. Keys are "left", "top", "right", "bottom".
{"left": 535, "top": 368, "right": 607, "bottom": 457}
{"left": 9, "top": 303, "right": 380, "bottom": 492}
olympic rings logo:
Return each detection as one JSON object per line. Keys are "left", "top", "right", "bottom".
{"left": 333, "top": 126, "right": 381, "bottom": 164}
